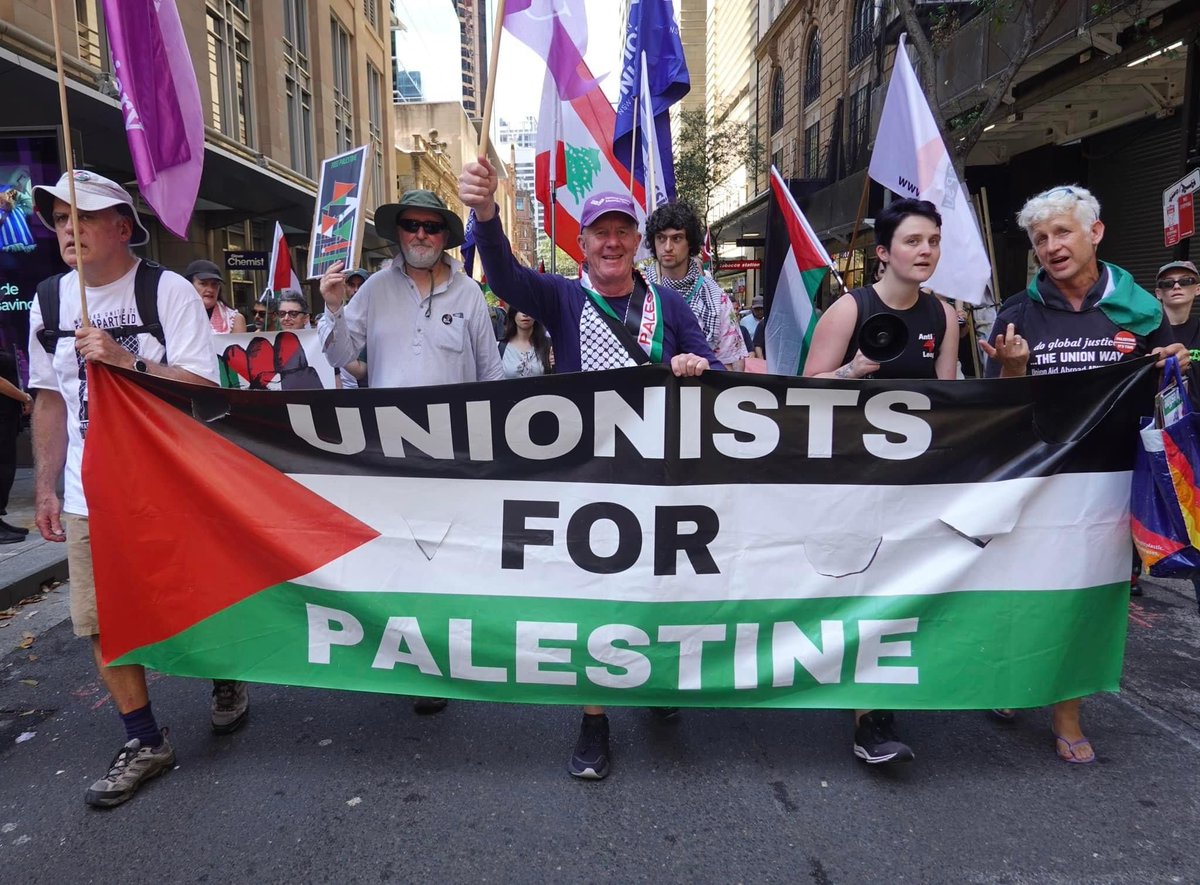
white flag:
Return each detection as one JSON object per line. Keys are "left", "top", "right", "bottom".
{"left": 638, "top": 52, "right": 666, "bottom": 212}
{"left": 868, "top": 35, "right": 991, "bottom": 305}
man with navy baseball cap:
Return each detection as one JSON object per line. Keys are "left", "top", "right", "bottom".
{"left": 459, "top": 157, "right": 721, "bottom": 781}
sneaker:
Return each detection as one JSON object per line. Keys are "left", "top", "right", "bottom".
{"left": 853, "top": 710, "right": 914, "bottom": 764}
{"left": 211, "top": 680, "right": 249, "bottom": 734}
{"left": 568, "top": 714, "right": 610, "bottom": 779}
{"left": 0, "top": 528, "right": 23, "bottom": 545}
{"left": 413, "top": 697, "right": 448, "bottom": 715}
{"left": 84, "top": 730, "right": 176, "bottom": 808}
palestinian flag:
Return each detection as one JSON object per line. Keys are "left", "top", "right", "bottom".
{"left": 267, "top": 221, "right": 302, "bottom": 294}
{"left": 82, "top": 359, "right": 1154, "bottom": 709}
{"left": 765, "top": 166, "right": 836, "bottom": 376}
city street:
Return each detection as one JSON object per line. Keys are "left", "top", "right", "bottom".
{"left": 1, "top": 576, "right": 1197, "bottom": 883}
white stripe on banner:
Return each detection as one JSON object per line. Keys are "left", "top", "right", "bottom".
{"left": 289, "top": 472, "right": 1131, "bottom": 602}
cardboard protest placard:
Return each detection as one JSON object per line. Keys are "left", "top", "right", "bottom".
{"left": 307, "top": 145, "right": 369, "bottom": 279}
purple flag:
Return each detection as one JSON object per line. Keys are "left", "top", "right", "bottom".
{"left": 102, "top": 0, "right": 204, "bottom": 240}
{"left": 503, "top": 0, "right": 596, "bottom": 101}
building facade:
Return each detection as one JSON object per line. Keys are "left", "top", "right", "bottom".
{"left": 0, "top": 0, "right": 399, "bottom": 327}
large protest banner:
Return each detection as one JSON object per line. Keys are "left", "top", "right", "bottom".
{"left": 213, "top": 329, "right": 336, "bottom": 390}
{"left": 82, "top": 360, "right": 1154, "bottom": 710}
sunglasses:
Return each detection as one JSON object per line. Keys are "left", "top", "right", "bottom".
{"left": 278, "top": 309, "right": 307, "bottom": 319}
{"left": 1157, "top": 277, "right": 1199, "bottom": 290}
{"left": 253, "top": 310, "right": 267, "bottom": 317}
{"left": 397, "top": 218, "right": 447, "bottom": 236}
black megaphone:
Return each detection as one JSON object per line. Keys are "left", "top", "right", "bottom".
{"left": 857, "top": 312, "right": 908, "bottom": 363}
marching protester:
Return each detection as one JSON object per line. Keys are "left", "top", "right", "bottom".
{"left": 277, "top": 290, "right": 312, "bottom": 331}
{"left": 184, "top": 258, "right": 246, "bottom": 333}
{"left": 499, "top": 310, "right": 553, "bottom": 378}
{"left": 459, "top": 155, "right": 722, "bottom": 781}
{"left": 643, "top": 202, "right": 747, "bottom": 371}
{"left": 318, "top": 189, "right": 502, "bottom": 713}
{"left": 742, "top": 293, "right": 764, "bottom": 340}
{"left": 250, "top": 300, "right": 277, "bottom": 332}
{"left": 1155, "top": 260, "right": 1200, "bottom": 365}
{"left": 803, "top": 198, "right": 959, "bottom": 766}
{"left": 982, "top": 184, "right": 1189, "bottom": 763}
{"left": 318, "top": 189, "right": 502, "bottom": 390}
{"left": 27, "top": 171, "right": 220, "bottom": 807}
{"left": 345, "top": 267, "right": 370, "bottom": 298}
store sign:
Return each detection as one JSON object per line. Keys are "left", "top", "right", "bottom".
{"left": 717, "top": 259, "right": 763, "bottom": 271}
{"left": 1163, "top": 170, "right": 1200, "bottom": 248}
{"left": 225, "top": 250, "right": 268, "bottom": 271}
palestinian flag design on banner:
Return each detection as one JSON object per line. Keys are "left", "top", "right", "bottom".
{"left": 83, "top": 360, "right": 1155, "bottom": 709}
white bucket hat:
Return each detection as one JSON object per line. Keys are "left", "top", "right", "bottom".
{"left": 32, "top": 170, "right": 151, "bottom": 246}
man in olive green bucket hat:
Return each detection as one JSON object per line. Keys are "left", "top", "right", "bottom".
{"left": 316, "top": 189, "right": 502, "bottom": 713}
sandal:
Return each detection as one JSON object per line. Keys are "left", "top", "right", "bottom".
{"left": 1054, "top": 733, "right": 1096, "bottom": 764}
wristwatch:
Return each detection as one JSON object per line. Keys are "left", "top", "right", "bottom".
{"left": 133, "top": 358, "right": 148, "bottom": 373}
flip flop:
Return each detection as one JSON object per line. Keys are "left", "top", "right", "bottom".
{"left": 1054, "top": 733, "right": 1096, "bottom": 764}
{"left": 989, "top": 708, "right": 1017, "bottom": 722}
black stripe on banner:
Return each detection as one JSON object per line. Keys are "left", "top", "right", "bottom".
{"left": 124, "top": 358, "right": 1157, "bottom": 487}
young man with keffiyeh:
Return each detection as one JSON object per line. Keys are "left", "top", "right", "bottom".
{"left": 982, "top": 183, "right": 1190, "bottom": 766}
{"left": 459, "top": 155, "right": 722, "bottom": 781}
{"left": 643, "top": 202, "right": 748, "bottom": 372}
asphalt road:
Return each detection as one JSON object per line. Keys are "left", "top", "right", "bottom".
{"left": 1, "top": 580, "right": 1198, "bottom": 884}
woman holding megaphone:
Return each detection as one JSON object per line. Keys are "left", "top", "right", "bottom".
{"left": 804, "top": 198, "right": 959, "bottom": 382}
{"left": 803, "top": 198, "right": 959, "bottom": 768}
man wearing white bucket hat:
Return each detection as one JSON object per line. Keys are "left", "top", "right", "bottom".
{"left": 27, "top": 169, "right": 219, "bottom": 808}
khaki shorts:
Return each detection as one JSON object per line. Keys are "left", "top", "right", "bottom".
{"left": 63, "top": 512, "right": 99, "bottom": 638}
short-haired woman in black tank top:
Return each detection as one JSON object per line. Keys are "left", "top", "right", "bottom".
{"left": 803, "top": 199, "right": 959, "bottom": 767}
{"left": 804, "top": 198, "right": 959, "bottom": 383}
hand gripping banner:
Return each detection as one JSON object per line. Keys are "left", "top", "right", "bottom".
{"left": 82, "top": 360, "right": 1156, "bottom": 710}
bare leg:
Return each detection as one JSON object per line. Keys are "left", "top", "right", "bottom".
{"left": 1051, "top": 697, "right": 1094, "bottom": 762}
{"left": 91, "top": 636, "right": 149, "bottom": 715}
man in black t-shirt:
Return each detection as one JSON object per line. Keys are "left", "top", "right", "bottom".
{"left": 982, "top": 184, "right": 1189, "bottom": 767}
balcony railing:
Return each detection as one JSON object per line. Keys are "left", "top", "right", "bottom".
{"left": 77, "top": 19, "right": 103, "bottom": 69}
{"left": 848, "top": 26, "right": 875, "bottom": 69}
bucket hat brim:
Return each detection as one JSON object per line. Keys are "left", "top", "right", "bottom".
{"left": 374, "top": 190, "right": 465, "bottom": 248}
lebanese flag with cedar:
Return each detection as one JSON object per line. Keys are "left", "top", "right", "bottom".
{"left": 535, "top": 60, "right": 644, "bottom": 263}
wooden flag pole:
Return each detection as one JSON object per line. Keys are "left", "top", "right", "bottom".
{"left": 49, "top": 0, "right": 89, "bottom": 324}
{"left": 478, "top": 0, "right": 507, "bottom": 161}
{"left": 980, "top": 186, "right": 1002, "bottom": 307}
{"left": 843, "top": 172, "right": 871, "bottom": 290}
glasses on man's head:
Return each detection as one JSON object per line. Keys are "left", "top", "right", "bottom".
{"left": 278, "top": 309, "right": 307, "bottom": 319}
{"left": 397, "top": 218, "right": 447, "bottom": 236}
{"left": 1157, "top": 276, "right": 1200, "bottom": 290}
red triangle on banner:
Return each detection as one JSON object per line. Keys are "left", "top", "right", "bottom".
{"left": 331, "top": 181, "right": 356, "bottom": 203}
{"left": 82, "top": 365, "right": 380, "bottom": 664}
{"left": 320, "top": 213, "right": 337, "bottom": 233}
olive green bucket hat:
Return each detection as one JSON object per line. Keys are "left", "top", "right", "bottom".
{"left": 374, "top": 189, "right": 465, "bottom": 248}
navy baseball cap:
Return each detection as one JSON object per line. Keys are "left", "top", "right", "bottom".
{"left": 579, "top": 192, "right": 639, "bottom": 229}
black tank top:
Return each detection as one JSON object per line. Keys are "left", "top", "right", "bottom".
{"left": 840, "top": 286, "right": 946, "bottom": 380}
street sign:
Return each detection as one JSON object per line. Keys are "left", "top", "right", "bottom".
{"left": 225, "top": 250, "right": 268, "bottom": 271}
{"left": 717, "top": 259, "right": 763, "bottom": 271}
{"left": 1163, "top": 169, "right": 1200, "bottom": 248}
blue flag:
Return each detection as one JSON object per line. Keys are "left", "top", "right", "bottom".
{"left": 461, "top": 208, "right": 477, "bottom": 278}
{"left": 613, "top": 0, "right": 689, "bottom": 206}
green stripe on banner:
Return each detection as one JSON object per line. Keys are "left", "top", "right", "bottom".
{"left": 115, "top": 582, "right": 1129, "bottom": 710}
{"left": 795, "top": 266, "right": 828, "bottom": 373}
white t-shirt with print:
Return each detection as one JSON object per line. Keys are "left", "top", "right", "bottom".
{"left": 28, "top": 261, "right": 219, "bottom": 516}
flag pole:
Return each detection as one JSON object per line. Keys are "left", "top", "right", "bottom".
{"left": 628, "top": 82, "right": 641, "bottom": 197}
{"left": 478, "top": 0, "right": 507, "bottom": 160}
{"left": 48, "top": 0, "right": 89, "bottom": 325}
{"left": 640, "top": 52, "right": 656, "bottom": 210}
{"left": 549, "top": 183, "right": 557, "bottom": 275}
{"left": 843, "top": 173, "right": 871, "bottom": 293}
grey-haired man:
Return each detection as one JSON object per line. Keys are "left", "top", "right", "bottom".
{"left": 28, "top": 170, "right": 219, "bottom": 807}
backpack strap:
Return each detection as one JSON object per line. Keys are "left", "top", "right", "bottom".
{"left": 35, "top": 273, "right": 68, "bottom": 354}
{"left": 133, "top": 260, "right": 167, "bottom": 355}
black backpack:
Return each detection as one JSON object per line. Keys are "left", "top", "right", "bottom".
{"left": 35, "top": 261, "right": 167, "bottom": 355}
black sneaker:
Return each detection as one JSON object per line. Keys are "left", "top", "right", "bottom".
{"left": 0, "top": 518, "right": 28, "bottom": 535}
{"left": 413, "top": 697, "right": 448, "bottom": 715}
{"left": 84, "top": 729, "right": 176, "bottom": 808}
{"left": 568, "top": 714, "right": 610, "bottom": 779}
{"left": 853, "top": 710, "right": 914, "bottom": 764}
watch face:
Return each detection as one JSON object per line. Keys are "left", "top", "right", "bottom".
{"left": 134, "top": 359, "right": 147, "bottom": 373}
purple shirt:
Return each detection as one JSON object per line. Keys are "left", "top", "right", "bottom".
{"left": 473, "top": 215, "right": 723, "bottom": 373}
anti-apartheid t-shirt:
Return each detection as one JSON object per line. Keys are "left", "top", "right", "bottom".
{"left": 28, "top": 261, "right": 218, "bottom": 516}
{"left": 986, "top": 265, "right": 1172, "bottom": 377}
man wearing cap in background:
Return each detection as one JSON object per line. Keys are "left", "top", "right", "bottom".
{"left": 742, "top": 293, "right": 765, "bottom": 340}
{"left": 184, "top": 258, "right": 246, "bottom": 333}
{"left": 318, "top": 189, "right": 501, "bottom": 713}
{"left": 318, "top": 189, "right": 502, "bottom": 391}
{"left": 27, "top": 170, "right": 219, "bottom": 807}
{"left": 344, "top": 267, "right": 370, "bottom": 298}
{"left": 459, "top": 155, "right": 721, "bottom": 781}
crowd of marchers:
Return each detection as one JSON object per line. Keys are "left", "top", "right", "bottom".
{"left": 5, "top": 156, "right": 1196, "bottom": 808}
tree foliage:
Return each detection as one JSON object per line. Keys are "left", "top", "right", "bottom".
{"left": 894, "top": 0, "right": 1071, "bottom": 169}
{"left": 536, "top": 235, "right": 579, "bottom": 279}
{"left": 674, "top": 105, "right": 762, "bottom": 228}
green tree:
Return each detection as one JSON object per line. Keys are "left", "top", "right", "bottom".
{"left": 674, "top": 104, "right": 761, "bottom": 228}
{"left": 536, "top": 235, "right": 579, "bottom": 279}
